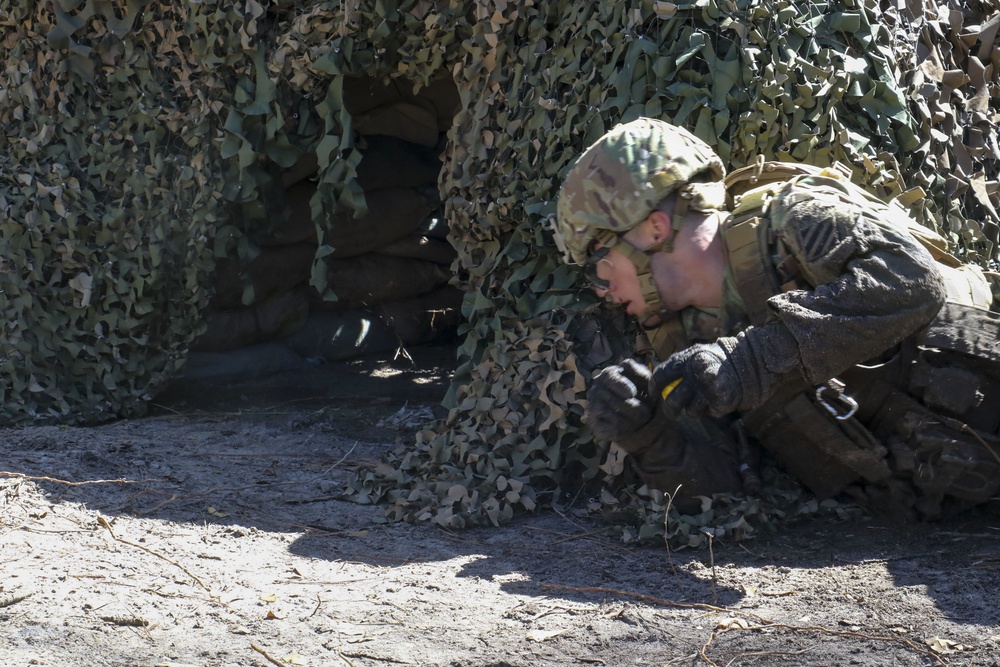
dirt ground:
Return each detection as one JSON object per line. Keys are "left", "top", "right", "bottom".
{"left": 2, "top": 344, "right": 999, "bottom": 667}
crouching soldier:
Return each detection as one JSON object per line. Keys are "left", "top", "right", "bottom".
{"left": 552, "top": 117, "right": 1000, "bottom": 518}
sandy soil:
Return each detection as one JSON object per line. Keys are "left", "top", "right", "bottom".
{"left": 2, "top": 346, "right": 999, "bottom": 667}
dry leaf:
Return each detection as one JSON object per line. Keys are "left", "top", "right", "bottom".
{"left": 716, "top": 617, "right": 751, "bottom": 630}
{"left": 927, "top": 636, "right": 971, "bottom": 653}
{"left": 526, "top": 628, "right": 568, "bottom": 642}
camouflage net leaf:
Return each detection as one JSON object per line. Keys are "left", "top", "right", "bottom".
{"left": 0, "top": 2, "right": 223, "bottom": 423}
{"left": 2, "top": 1, "right": 998, "bottom": 547}
{"left": 339, "top": 0, "right": 1000, "bottom": 544}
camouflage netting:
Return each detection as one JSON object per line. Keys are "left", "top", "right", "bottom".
{"left": 0, "top": 1, "right": 222, "bottom": 423}
{"left": 2, "top": 1, "right": 998, "bottom": 542}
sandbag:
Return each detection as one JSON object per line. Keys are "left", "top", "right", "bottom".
{"left": 194, "top": 289, "right": 310, "bottom": 353}
{"left": 256, "top": 181, "right": 321, "bottom": 247}
{"left": 210, "top": 242, "right": 316, "bottom": 309}
{"left": 375, "top": 233, "right": 456, "bottom": 265}
{"left": 356, "top": 135, "right": 442, "bottom": 191}
{"left": 353, "top": 101, "right": 440, "bottom": 148}
{"left": 418, "top": 214, "right": 450, "bottom": 241}
{"left": 323, "top": 187, "right": 437, "bottom": 258}
{"left": 344, "top": 75, "right": 459, "bottom": 133}
{"left": 344, "top": 75, "right": 424, "bottom": 116}
{"left": 179, "top": 342, "right": 307, "bottom": 384}
{"left": 417, "top": 76, "right": 462, "bottom": 132}
{"left": 380, "top": 285, "right": 463, "bottom": 344}
{"left": 280, "top": 152, "right": 320, "bottom": 189}
{"left": 313, "top": 254, "right": 450, "bottom": 310}
{"left": 282, "top": 309, "right": 401, "bottom": 362}
{"left": 281, "top": 137, "right": 441, "bottom": 193}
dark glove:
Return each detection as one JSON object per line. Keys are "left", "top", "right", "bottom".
{"left": 650, "top": 341, "right": 742, "bottom": 419}
{"left": 587, "top": 359, "right": 656, "bottom": 441}
{"left": 613, "top": 408, "right": 746, "bottom": 512}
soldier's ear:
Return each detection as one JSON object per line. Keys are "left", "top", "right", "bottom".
{"left": 646, "top": 210, "right": 673, "bottom": 243}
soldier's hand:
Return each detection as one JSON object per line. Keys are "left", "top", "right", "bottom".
{"left": 650, "top": 343, "right": 742, "bottom": 419}
{"left": 587, "top": 359, "right": 655, "bottom": 441}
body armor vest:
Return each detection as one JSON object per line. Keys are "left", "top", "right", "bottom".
{"left": 717, "top": 161, "right": 1000, "bottom": 516}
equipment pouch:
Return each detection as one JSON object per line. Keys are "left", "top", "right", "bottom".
{"left": 743, "top": 391, "right": 891, "bottom": 498}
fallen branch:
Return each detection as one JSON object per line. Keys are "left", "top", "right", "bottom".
{"left": 0, "top": 591, "right": 32, "bottom": 608}
{"left": 719, "top": 644, "right": 816, "bottom": 666}
{"left": 251, "top": 643, "right": 288, "bottom": 667}
{"left": 336, "top": 648, "right": 358, "bottom": 667}
{"left": 540, "top": 584, "right": 742, "bottom": 617}
{"left": 550, "top": 528, "right": 611, "bottom": 545}
{"left": 1, "top": 472, "right": 161, "bottom": 487}
{"left": 101, "top": 614, "right": 149, "bottom": 627}
{"left": 96, "top": 515, "right": 212, "bottom": 594}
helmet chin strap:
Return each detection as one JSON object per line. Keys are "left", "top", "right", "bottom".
{"left": 614, "top": 244, "right": 666, "bottom": 321}
{"left": 612, "top": 195, "right": 692, "bottom": 322}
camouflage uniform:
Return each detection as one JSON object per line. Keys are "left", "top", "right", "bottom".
{"left": 703, "top": 168, "right": 1000, "bottom": 518}
{"left": 555, "top": 118, "right": 1000, "bottom": 518}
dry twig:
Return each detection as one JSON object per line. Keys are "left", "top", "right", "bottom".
{"left": 0, "top": 472, "right": 161, "bottom": 486}
{"left": 704, "top": 530, "right": 719, "bottom": 606}
{"left": 139, "top": 443, "right": 358, "bottom": 515}
{"left": 251, "top": 642, "right": 288, "bottom": 667}
{"left": 101, "top": 614, "right": 149, "bottom": 627}
{"left": 550, "top": 528, "right": 610, "bottom": 545}
{"left": 949, "top": 417, "right": 1000, "bottom": 466}
{"left": 336, "top": 649, "right": 358, "bottom": 667}
{"left": 0, "top": 591, "right": 32, "bottom": 608}
{"left": 96, "top": 515, "right": 212, "bottom": 593}
{"left": 541, "top": 583, "right": 739, "bottom": 616}
{"left": 662, "top": 485, "right": 681, "bottom": 578}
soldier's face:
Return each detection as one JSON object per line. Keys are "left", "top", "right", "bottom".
{"left": 590, "top": 208, "right": 726, "bottom": 318}
{"left": 589, "top": 245, "right": 652, "bottom": 319}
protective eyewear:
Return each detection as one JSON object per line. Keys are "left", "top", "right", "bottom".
{"left": 583, "top": 245, "right": 613, "bottom": 292}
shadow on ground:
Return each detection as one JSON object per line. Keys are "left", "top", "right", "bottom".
{"left": 4, "top": 341, "right": 999, "bottom": 645}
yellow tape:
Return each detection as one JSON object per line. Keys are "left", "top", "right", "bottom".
{"left": 660, "top": 378, "right": 682, "bottom": 400}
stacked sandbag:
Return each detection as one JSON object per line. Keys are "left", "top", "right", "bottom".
{"left": 191, "top": 78, "right": 461, "bottom": 364}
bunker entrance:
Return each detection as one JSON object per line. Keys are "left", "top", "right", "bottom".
{"left": 154, "top": 75, "right": 462, "bottom": 415}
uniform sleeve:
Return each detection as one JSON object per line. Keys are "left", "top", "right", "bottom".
{"left": 743, "top": 190, "right": 947, "bottom": 390}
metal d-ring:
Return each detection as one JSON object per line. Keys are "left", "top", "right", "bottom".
{"left": 816, "top": 378, "right": 858, "bottom": 421}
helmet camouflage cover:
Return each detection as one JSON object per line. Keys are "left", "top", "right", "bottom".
{"left": 553, "top": 117, "right": 726, "bottom": 265}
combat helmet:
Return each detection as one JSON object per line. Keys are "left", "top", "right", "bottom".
{"left": 553, "top": 118, "right": 726, "bottom": 318}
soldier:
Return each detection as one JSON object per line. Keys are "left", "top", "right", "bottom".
{"left": 553, "top": 117, "right": 1000, "bottom": 519}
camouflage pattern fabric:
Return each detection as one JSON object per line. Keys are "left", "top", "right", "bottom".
{"left": 713, "top": 176, "right": 1000, "bottom": 516}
